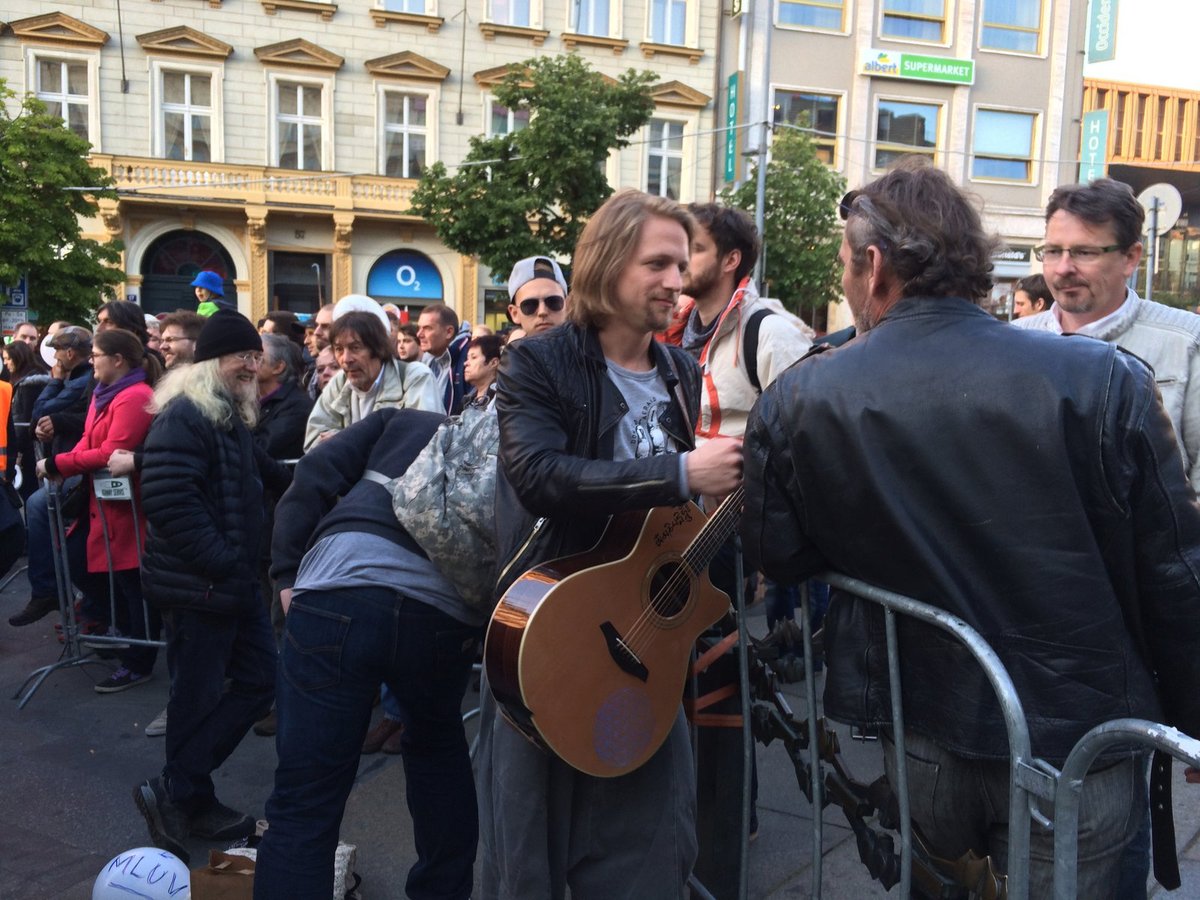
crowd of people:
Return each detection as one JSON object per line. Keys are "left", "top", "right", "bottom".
{"left": 1, "top": 172, "right": 1198, "bottom": 900}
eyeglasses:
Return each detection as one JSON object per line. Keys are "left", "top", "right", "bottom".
{"left": 231, "top": 351, "right": 263, "bottom": 365}
{"left": 516, "top": 295, "right": 565, "bottom": 317}
{"left": 1033, "top": 244, "right": 1124, "bottom": 263}
{"left": 90, "top": 352, "right": 110, "bottom": 360}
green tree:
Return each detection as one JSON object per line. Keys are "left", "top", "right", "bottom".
{"left": 0, "top": 81, "right": 124, "bottom": 325}
{"left": 722, "top": 125, "right": 845, "bottom": 323}
{"left": 411, "top": 54, "right": 657, "bottom": 276}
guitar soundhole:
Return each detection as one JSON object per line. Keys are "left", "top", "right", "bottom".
{"left": 649, "top": 562, "right": 690, "bottom": 620}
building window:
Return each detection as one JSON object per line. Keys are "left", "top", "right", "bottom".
{"left": 773, "top": 90, "right": 840, "bottom": 165}
{"left": 382, "top": 90, "right": 429, "bottom": 178}
{"left": 383, "top": 0, "right": 426, "bottom": 11}
{"left": 573, "top": 0, "right": 612, "bottom": 36}
{"left": 36, "top": 57, "right": 91, "bottom": 140}
{"left": 971, "top": 108, "right": 1036, "bottom": 182}
{"left": 645, "top": 118, "right": 684, "bottom": 200}
{"left": 489, "top": 0, "right": 531, "bottom": 26}
{"left": 649, "top": 0, "right": 686, "bottom": 44}
{"left": 486, "top": 97, "right": 530, "bottom": 136}
{"left": 159, "top": 70, "right": 214, "bottom": 162}
{"left": 778, "top": 0, "right": 844, "bottom": 30}
{"left": 875, "top": 98, "right": 940, "bottom": 168}
{"left": 881, "top": 0, "right": 946, "bottom": 43}
{"left": 980, "top": 0, "right": 1042, "bottom": 53}
{"left": 275, "top": 80, "right": 325, "bottom": 170}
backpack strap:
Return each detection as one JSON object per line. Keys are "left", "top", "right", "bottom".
{"left": 742, "top": 308, "right": 773, "bottom": 396}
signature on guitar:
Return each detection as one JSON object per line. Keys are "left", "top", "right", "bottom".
{"left": 653, "top": 507, "right": 694, "bottom": 548}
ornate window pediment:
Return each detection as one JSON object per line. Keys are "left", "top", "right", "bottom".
{"left": 649, "top": 80, "right": 709, "bottom": 109}
{"left": 254, "top": 39, "right": 344, "bottom": 71}
{"left": 365, "top": 51, "right": 449, "bottom": 82}
{"left": 8, "top": 12, "right": 109, "bottom": 48}
{"left": 137, "top": 26, "right": 233, "bottom": 59}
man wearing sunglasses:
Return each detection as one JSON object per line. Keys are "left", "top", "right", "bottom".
{"left": 506, "top": 256, "right": 568, "bottom": 338}
{"left": 1015, "top": 178, "right": 1200, "bottom": 494}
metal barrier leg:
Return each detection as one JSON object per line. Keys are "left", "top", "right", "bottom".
{"left": 1053, "top": 719, "right": 1200, "bottom": 900}
{"left": 0, "top": 564, "right": 29, "bottom": 593}
{"left": 798, "top": 583, "right": 823, "bottom": 898}
{"left": 882, "top": 608, "right": 912, "bottom": 899}
{"left": 14, "top": 480, "right": 110, "bottom": 709}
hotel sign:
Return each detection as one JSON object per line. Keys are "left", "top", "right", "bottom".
{"left": 861, "top": 49, "right": 975, "bottom": 86}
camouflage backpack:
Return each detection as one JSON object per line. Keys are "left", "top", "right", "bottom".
{"left": 389, "top": 402, "right": 500, "bottom": 612}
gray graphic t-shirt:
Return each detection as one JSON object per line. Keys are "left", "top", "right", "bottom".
{"left": 606, "top": 361, "right": 680, "bottom": 463}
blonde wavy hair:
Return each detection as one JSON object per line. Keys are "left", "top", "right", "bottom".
{"left": 150, "top": 358, "right": 259, "bottom": 429}
{"left": 567, "top": 190, "right": 694, "bottom": 329}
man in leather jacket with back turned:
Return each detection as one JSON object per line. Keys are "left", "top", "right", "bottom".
{"left": 741, "top": 159, "right": 1200, "bottom": 898}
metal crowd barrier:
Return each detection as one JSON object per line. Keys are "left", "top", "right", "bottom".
{"left": 793, "top": 571, "right": 1200, "bottom": 900}
{"left": 14, "top": 471, "right": 166, "bottom": 709}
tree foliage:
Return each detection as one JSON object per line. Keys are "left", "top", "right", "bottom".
{"left": 722, "top": 125, "right": 845, "bottom": 319}
{"left": 410, "top": 54, "right": 657, "bottom": 277}
{"left": 0, "top": 81, "right": 124, "bottom": 325}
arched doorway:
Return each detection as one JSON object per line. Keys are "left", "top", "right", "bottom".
{"left": 140, "top": 231, "right": 238, "bottom": 315}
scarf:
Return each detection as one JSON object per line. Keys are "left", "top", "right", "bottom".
{"left": 92, "top": 367, "right": 147, "bottom": 415}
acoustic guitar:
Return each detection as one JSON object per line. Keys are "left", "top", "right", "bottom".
{"left": 485, "top": 488, "right": 742, "bottom": 777}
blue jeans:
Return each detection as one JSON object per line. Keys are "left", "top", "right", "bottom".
{"left": 256, "top": 588, "right": 481, "bottom": 900}
{"left": 25, "top": 480, "right": 73, "bottom": 598}
{"left": 162, "top": 600, "right": 275, "bottom": 814}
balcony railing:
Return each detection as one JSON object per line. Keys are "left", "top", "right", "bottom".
{"left": 90, "top": 155, "right": 420, "bottom": 216}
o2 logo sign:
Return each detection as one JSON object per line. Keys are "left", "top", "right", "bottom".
{"left": 367, "top": 250, "right": 442, "bottom": 300}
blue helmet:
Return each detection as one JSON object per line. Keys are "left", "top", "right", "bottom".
{"left": 190, "top": 270, "right": 225, "bottom": 297}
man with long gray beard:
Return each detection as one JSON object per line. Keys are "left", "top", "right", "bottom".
{"left": 133, "top": 310, "right": 291, "bottom": 864}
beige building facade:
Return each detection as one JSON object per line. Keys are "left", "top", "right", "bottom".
{"left": 0, "top": 2, "right": 719, "bottom": 326}
{"left": 719, "top": 0, "right": 1089, "bottom": 326}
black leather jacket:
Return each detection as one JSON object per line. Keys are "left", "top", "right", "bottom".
{"left": 493, "top": 323, "right": 701, "bottom": 598}
{"left": 742, "top": 297, "right": 1200, "bottom": 763}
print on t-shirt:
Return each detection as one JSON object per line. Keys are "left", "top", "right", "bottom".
{"left": 631, "top": 400, "right": 673, "bottom": 459}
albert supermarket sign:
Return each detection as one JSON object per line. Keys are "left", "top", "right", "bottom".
{"left": 860, "top": 49, "right": 975, "bottom": 86}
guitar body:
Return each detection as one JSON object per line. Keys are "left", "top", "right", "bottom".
{"left": 485, "top": 502, "right": 731, "bottom": 777}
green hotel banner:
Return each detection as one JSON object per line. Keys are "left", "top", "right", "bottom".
{"left": 1087, "top": 0, "right": 1118, "bottom": 63}
{"left": 1078, "top": 109, "right": 1110, "bottom": 183}
{"left": 860, "top": 49, "right": 975, "bottom": 85}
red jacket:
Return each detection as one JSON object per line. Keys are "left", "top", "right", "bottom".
{"left": 51, "top": 383, "right": 154, "bottom": 573}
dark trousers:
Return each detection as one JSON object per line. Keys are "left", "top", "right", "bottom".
{"left": 255, "top": 587, "right": 481, "bottom": 900}
{"left": 105, "top": 568, "right": 161, "bottom": 675}
{"left": 162, "top": 601, "right": 275, "bottom": 814}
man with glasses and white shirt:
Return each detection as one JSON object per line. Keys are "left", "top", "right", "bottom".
{"left": 1015, "top": 178, "right": 1200, "bottom": 495}
{"left": 1015, "top": 177, "right": 1200, "bottom": 893}
{"left": 506, "top": 256, "right": 568, "bottom": 340}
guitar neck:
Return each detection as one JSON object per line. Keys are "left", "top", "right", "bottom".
{"left": 682, "top": 487, "right": 745, "bottom": 574}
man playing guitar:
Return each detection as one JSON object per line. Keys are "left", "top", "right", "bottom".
{"left": 478, "top": 189, "right": 743, "bottom": 899}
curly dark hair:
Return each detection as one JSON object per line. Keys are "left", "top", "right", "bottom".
{"left": 841, "top": 157, "right": 999, "bottom": 302}
{"left": 1045, "top": 178, "right": 1144, "bottom": 251}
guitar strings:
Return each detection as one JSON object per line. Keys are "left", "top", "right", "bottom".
{"left": 621, "top": 488, "right": 745, "bottom": 656}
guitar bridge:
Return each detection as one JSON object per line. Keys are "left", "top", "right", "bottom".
{"left": 600, "top": 621, "right": 649, "bottom": 682}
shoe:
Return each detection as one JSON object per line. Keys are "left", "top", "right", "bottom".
{"left": 253, "top": 709, "right": 277, "bottom": 737}
{"left": 95, "top": 667, "right": 152, "bottom": 694}
{"left": 190, "top": 800, "right": 256, "bottom": 841}
{"left": 9, "top": 595, "right": 57, "bottom": 627}
{"left": 382, "top": 724, "right": 406, "bottom": 755}
{"left": 362, "top": 717, "right": 403, "bottom": 754}
{"left": 145, "top": 708, "right": 168, "bottom": 738}
{"left": 133, "top": 778, "right": 191, "bottom": 864}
